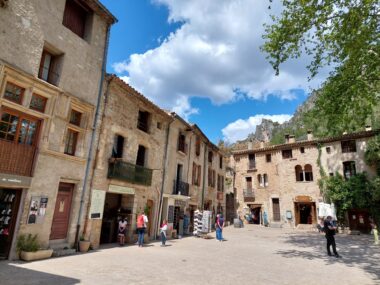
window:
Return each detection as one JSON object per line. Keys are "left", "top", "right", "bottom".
{"left": 38, "top": 50, "right": 60, "bottom": 85}
{"left": 282, "top": 149, "right": 293, "bottom": 159}
{"left": 30, "top": 94, "right": 47, "bottom": 113}
{"left": 246, "top": 177, "right": 252, "bottom": 190}
{"left": 295, "top": 165, "right": 303, "bottom": 182}
{"left": 257, "top": 174, "right": 262, "bottom": 187}
{"left": 3, "top": 82, "right": 24, "bottom": 104}
{"left": 208, "top": 151, "right": 213, "bottom": 163}
{"left": 219, "top": 155, "right": 223, "bottom": 169}
{"left": 64, "top": 129, "right": 78, "bottom": 155}
{"left": 69, "top": 109, "right": 82, "bottom": 126}
{"left": 195, "top": 136, "right": 201, "bottom": 156}
{"left": 112, "top": 135, "right": 124, "bottom": 158}
{"left": 263, "top": 174, "right": 268, "bottom": 186}
{"left": 300, "top": 147, "right": 305, "bottom": 154}
{"left": 248, "top": 154, "right": 256, "bottom": 169}
{"left": 177, "top": 132, "right": 187, "bottom": 153}
{"left": 304, "top": 164, "right": 313, "bottom": 181}
{"left": 62, "top": 0, "right": 92, "bottom": 38}
{"left": 266, "top": 153, "right": 271, "bottom": 163}
{"left": 326, "top": 147, "right": 331, "bottom": 154}
{"left": 156, "top": 122, "right": 161, "bottom": 129}
{"left": 341, "top": 140, "right": 356, "bottom": 153}
{"left": 208, "top": 168, "right": 215, "bottom": 187}
{"left": 343, "top": 161, "right": 356, "bottom": 180}
{"left": 136, "top": 145, "right": 146, "bottom": 167}
{"left": 0, "top": 110, "right": 39, "bottom": 145}
{"left": 329, "top": 172, "right": 334, "bottom": 177}
{"left": 217, "top": 175, "right": 224, "bottom": 192}
{"left": 137, "top": 110, "right": 150, "bottom": 132}
{"left": 192, "top": 162, "right": 201, "bottom": 186}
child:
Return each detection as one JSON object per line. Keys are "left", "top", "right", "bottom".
{"left": 160, "top": 219, "right": 168, "bottom": 247}
{"left": 118, "top": 217, "right": 127, "bottom": 246}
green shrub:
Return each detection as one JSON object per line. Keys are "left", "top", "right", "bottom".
{"left": 16, "top": 234, "right": 39, "bottom": 253}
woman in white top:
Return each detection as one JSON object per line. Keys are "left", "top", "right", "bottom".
{"left": 118, "top": 217, "right": 128, "bottom": 246}
{"left": 160, "top": 219, "right": 168, "bottom": 247}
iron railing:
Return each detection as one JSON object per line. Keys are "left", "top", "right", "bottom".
{"left": 173, "top": 180, "right": 190, "bottom": 196}
{"left": 243, "top": 189, "right": 255, "bottom": 198}
{"left": 108, "top": 159, "right": 153, "bottom": 186}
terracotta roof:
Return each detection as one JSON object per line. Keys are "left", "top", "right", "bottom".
{"left": 84, "top": 0, "right": 117, "bottom": 24}
{"left": 232, "top": 129, "right": 380, "bottom": 155}
{"left": 106, "top": 74, "right": 172, "bottom": 120}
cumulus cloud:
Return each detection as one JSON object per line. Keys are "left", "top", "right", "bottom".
{"left": 112, "top": 0, "right": 326, "bottom": 119}
{"left": 222, "top": 114, "right": 292, "bottom": 143}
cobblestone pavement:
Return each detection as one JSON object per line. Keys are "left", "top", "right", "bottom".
{"left": 1, "top": 225, "right": 379, "bottom": 285}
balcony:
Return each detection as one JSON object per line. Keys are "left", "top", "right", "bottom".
{"left": 108, "top": 159, "right": 153, "bottom": 186}
{"left": 0, "top": 140, "right": 37, "bottom": 177}
{"left": 243, "top": 189, "right": 255, "bottom": 202}
{"left": 173, "top": 180, "right": 189, "bottom": 196}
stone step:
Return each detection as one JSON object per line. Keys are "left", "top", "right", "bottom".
{"left": 269, "top": 222, "right": 283, "bottom": 228}
{"left": 296, "top": 224, "right": 315, "bottom": 231}
{"left": 52, "top": 248, "right": 77, "bottom": 258}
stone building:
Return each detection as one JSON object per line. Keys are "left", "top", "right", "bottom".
{"left": 0, "top": 0, "right": 116, "bottom": 259}
{"left": 232, "top": 129, "right": 379, "bottom": 229}
{"left": 87, "top": 75, "right": 172, "bottom": 248}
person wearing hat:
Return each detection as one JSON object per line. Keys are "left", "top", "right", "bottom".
{"left": 324, "top": 216, "right": 340, "bottom": 258}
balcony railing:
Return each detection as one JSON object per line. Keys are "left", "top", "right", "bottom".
{"left": 0, "top": 140, "right": 37, "bottom": 177}
{"left": 108, "top": 159, "right": 153, "bottom": 186}
{"left": 243, "top": 188, "right": 255, "bottom": 202}
{"left": 173, "top": 180, "right": 190, "bottom": 196}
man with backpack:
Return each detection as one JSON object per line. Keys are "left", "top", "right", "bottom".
{"left": 324, "top": 216, "right": 340, "bottom": 258}
{"left": 137, "top": 211, "right": 148, "bottom": 247}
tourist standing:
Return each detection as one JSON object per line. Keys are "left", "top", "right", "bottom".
{"left": 137, "top": 212, "right": 148, "bottom": 247}
{"left": 324, "top": 216, "right": 340, "bottom": 257}
{"left": 118, "top": 217, "right": 128, "bottom": 246}
{"left": 370, "top": 219, "right": 379, "bottom": 245}
{"left": 216, "top": 214, "right": 225, "bottom": 242}
{"left": 160, "top": 219, "right": 168, "bottom": 246}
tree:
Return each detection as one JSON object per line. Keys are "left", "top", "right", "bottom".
{"left": 262, "top": 0, "right": 380, "bottom": 135}
{"left": 365, "top": 135, "right": 380, "bottom": 175}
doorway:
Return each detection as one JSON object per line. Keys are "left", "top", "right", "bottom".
{"left": 0, "top": 188, "right": 21, "bottom": 259}
{"left": 272, "top": 198, "right": 281, "bottom": 221}
{"left": 50, "top": 183, "right": 74, "bottom": 240}
{"left": 250, "top": 206, "right": 261, "bottom": 224}
{"left": 294, "top": 202, "right": 316, "bottom": 225}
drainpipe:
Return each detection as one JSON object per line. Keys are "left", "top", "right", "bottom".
{"left": 155, "top": 119, "right": 174, "bottom": 239}
{"left": 201, "top": 144, "right": 208, "bottom": 210}
{"left": 74, "top": 24, "right": 111, "bottom": 248}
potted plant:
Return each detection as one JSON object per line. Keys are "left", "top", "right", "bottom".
{"left": 16, "top": 234, "right": 53, "bottom": 261}
{"left": 79, "top": 235, "right": 90, "bottom": 253}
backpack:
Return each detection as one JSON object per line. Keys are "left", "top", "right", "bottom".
{"left": 137, "top": 215, "right": 145, "bottom": 228}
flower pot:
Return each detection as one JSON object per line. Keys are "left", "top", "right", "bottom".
{"left": 20, "top": 249, "right": 53, "bottom": 261}
{"left": 79, "top": 240, "right": 90, "bottom": 253}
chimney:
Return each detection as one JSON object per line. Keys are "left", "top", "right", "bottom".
{"left": 260, "top": 141, "right": 265, "bottom": 148}
{"left": 307, "top": 130, "right": 313, "bottom": 141}
{"left": 285, "top": 134, "right": 290, "bottom": 143}
{"left": 365, "top": 125, "right": 372, "bottom": 131}
{"left": 248, "top": 142, "right": 253, "bottom": 150}
{"left": 289, "top": 135, "right": 296, "bottom": 143}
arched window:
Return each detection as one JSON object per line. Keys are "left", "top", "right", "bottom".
{"left": 263, "top": 174, "right": 268, "bottom": 187}
{"left": 304, "top": 164, "right": 313, "bottom": 181}
{"left": 295, "top": 165, "right": 303, "bottom": 182}
{"left": 257, "top": 174, "right": 262, "bottom": 187}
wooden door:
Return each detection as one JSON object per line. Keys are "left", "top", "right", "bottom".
{"left": 146, "top": 199, "right": 153, "bottom": 237}
{"left": 272, "top": 198, "right": 281, "bottom": 221}
{"left": 50, "top": 183, "right": 74, "bottom": 240}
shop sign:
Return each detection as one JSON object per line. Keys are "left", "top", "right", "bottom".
{"left": 0, "top": 173, "right": 32, "bottom": 188}
{"left": 27, "top": 196, "right": 48, "bottom": 224}
{"left": 89, "top": 189, "right": 106, "bottom": 219}
{"left": 109, "top": 184, "right": 135, "bottom": 195}
{"left": 294, "top": 195, "right": 313, "bottom": 203}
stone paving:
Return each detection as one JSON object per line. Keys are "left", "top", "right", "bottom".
{"left": 0, "top": 225, "right": 379, "bottom": 285}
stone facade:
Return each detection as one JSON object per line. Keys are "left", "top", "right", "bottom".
{"left": 232, "top": 129, "right": 379, "bottom": 228}
{"left": 0, "top": 0, "right": 115, "bottom": 259}
{"left": 87, "top": 76, "right": 171, "bottom": 248}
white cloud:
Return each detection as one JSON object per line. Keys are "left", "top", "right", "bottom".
{"left": 112, "top": 0, "right": 326, "bottom": 119}
{"left": 222, "top": 114, "right": 292, "bottom": 143}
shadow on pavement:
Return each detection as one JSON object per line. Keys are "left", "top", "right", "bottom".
{"left": 276, "top": 232, "right": 380, "bottom": 281}
{"left": 0, "top": 261, "right": 80, "bottom": 285}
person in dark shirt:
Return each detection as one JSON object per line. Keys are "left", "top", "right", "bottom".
{"left": 324, "top": 216, "right": 340, "bottom": 258}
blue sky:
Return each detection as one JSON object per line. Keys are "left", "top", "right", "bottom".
{"left": 101, "top": 0, "right": 320, "bottom": 144}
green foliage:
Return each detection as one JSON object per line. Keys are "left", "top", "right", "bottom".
{"left": 262, "top": 0, "right": 380, "bottom": 135}
{"left": 16, "top": 234, "right": 40, "bottom": 253}
{"left": 365, "top": 135, "right": 380, "bottom": 175}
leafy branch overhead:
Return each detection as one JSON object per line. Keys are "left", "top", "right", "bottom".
{"left": 262, "top": 0, "right": 380, "bottom": 135}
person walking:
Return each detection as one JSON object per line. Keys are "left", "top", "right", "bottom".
{"left": 324, "top": 216, "right": 340, "bottom": 258}
{"left": 118, "top": 217, "right": 128, "bottom": 246}
{"left": 160, "top": 219, "right": 168, "bottom": 247}
{"left": 370, "top": 219, "right": 379, "bottom": 245}
{"left": 216, "top": 214, "right": 225, "bottom": 242}
{"left": 137, "top": 211, "right": 148, "bottom": 247}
